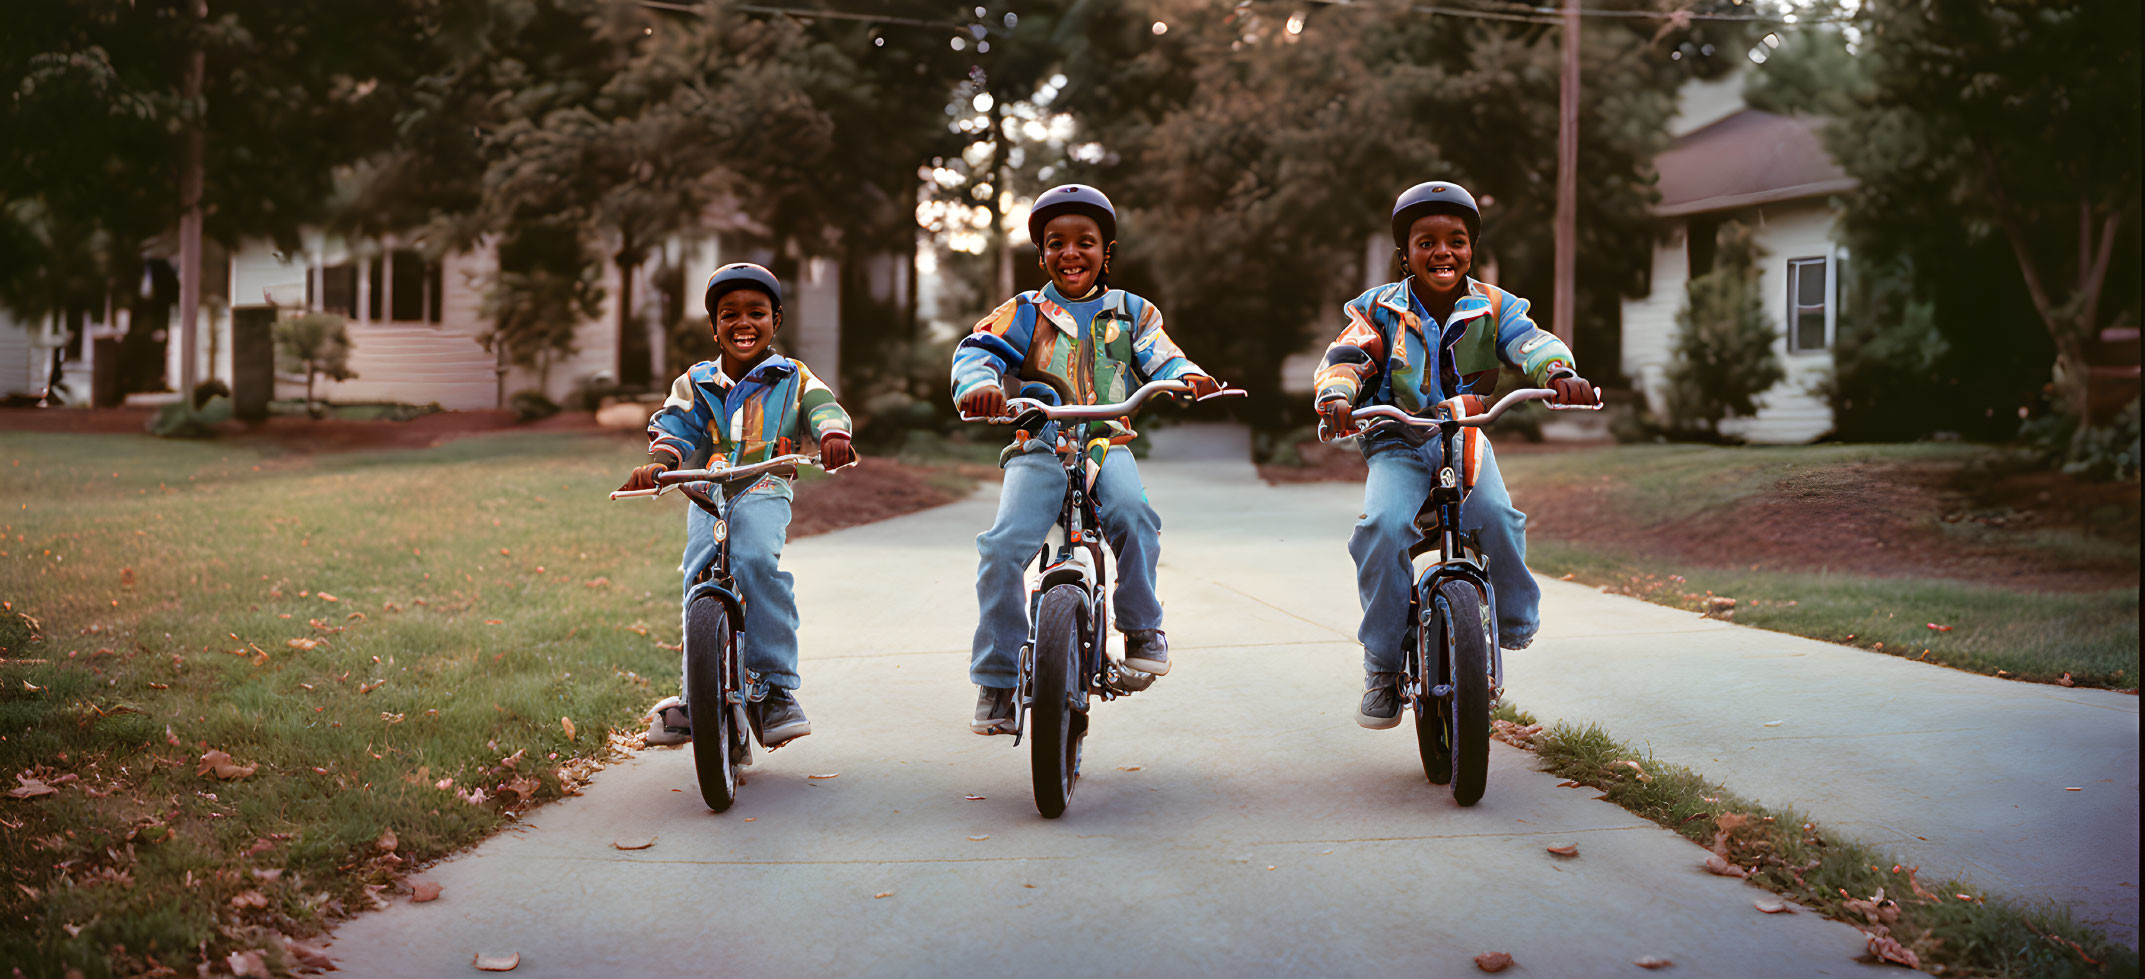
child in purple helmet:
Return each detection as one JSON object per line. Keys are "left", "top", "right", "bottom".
{"left": 1312, "top": 181, "right": 1597, "bottom": 729}
{"left": 950, "top": 184, "right": 1229, "bottom": 735}
{"left": 621, "top": 263, "right": 857, "bottom": 748}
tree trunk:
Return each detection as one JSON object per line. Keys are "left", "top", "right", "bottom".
{"left": 615, "top": 246, "right": 642, "bottom": 390}
{"left": 305, "top": 366, "right": 318, "bottom": 419}
{"left": 177, "top": 0, "right": 208, "bottom": 398}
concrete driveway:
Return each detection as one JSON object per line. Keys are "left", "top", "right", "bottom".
{"left": 323, "top": 424, "right": 2131, "bottom": 974}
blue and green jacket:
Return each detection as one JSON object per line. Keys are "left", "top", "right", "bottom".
{"left": 1313, "top": 277, "right": 1575, "bottom": 414}
{"left": 647, "top": 354, "right": 850, "bottom": 470}
{"left": 951, "top": 282, "right": 1205, "bottom": 454}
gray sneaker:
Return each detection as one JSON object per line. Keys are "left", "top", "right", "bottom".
{"left": 1356, "top": 672, "right": 1404, "bottom": 730}
{"left": 755, "top": 687, "right": 811, "bottom": 747}
{"left": 971, "top": 685, "right": 1017, "bottom": 735}
{"left": 1122, "top": 629, "right": 1171, "bottom": 676}
{"left": 644, "top": 695, "right": 691, "bottom": 746}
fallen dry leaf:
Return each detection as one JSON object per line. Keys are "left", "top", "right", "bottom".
{"left": 1555, "top": 779, "right": 1582, "bottom": 788}
{"left": 1545, "top": 844, "right": 1579, "bottom": 858}
{"left": 2057, "top": 672, "right": 2075, "bottom": 687}
{"left": 380, "top": 712, "right": 404, "bottom": 724}
{"left": 1474, "top": 952, "right": 1513, "bottom": 973}
{"left": 357, "top": 679, "right": 386, "bottom": 694}
{"left": 1866, "top": 930, "right": 1920, "bottom": 969}
{"left": 1116, "top": 765, "right": 1142, "bottom": 772}
{"left": 966, "top": 834, "right": 990, "bottom": 841}
{"left": 410, "top": 880, "right": 442, "bottom": 902}
{"left": 614, "top": 837, "right": 657, "bottom": 851}
{"left": 377, "top": 827, "right": 399, "bottom": 852}
{"left": 286, "top": 638, "right": 319, "bottom": 652}
{"left": 1926, "top": 623, "right": 1952, "bottom": 632}
{"left": 963, "top": 794, "right": 985, "bottom": 801}
{"left": 1704, "top": 854, "right": 1749, "bottom": 878}
{"left": 473, "top": 951, "right": 520, "bottom": 972}
{"left": 227, "top": 949, "right": 271, "bottom": 978}
{"left": 561, "top": 716, "right": 577, "bottom": 741}
{"left": 1754, "top": 897, "right": 1791, "bottom": 914}
{"left": 808, "top": 772, "right": 839, "bottom": 779}
{"left": 1903, "top": 867, "right": 1940, "bottom": 903}
{"left": 1634, "top": 956, "right": 1673, "bottom": 969}
{"left": 8, "top": 776, "right": 55, "bottom": 800}
{"left": 284, "top": 939, "right": 334, "bottom": 971}
{"left": 874, "top": 891, "right": 893, "bottom": 899}
{"left": 317, "top": 592, "right": 339, "bottom": 603}
{"left": 197, "top": 750, "right": 258, "bottom": 780}
{"left": 229, "top": 890, "right": 269, "bottom": 909}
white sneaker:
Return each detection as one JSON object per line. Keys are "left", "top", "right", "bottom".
{"left": 644, "top": 695, "right": 692, "bottom": 746}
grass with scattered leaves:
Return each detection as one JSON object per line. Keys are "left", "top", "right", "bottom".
{"left": 1492, "top": 704, "right": 2137, "bottom": 978}
{"left": 0, "top": 430, "right": 902, "bottom": 976}
{"left": 1527, "top": 540, "right": 2139, "bottom": 688}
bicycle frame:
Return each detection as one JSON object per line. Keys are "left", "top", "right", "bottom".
{"left": 610, "top": 452, "right": 831, "bottom": 750}
{"left": 964, "top": 378, "right": 1246, "bottom": 740}
{"left": 1333, "top": 390, "right": 1603, "bottom": 708}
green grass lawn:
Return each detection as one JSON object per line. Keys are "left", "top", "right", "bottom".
{"left": 1496, "top": 444, "right": 2140, "bottom": 688}
{"left": 0, "top": 431, "right": 714, "bottom": 975}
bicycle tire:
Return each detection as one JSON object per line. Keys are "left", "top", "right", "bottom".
{"left": 1437, "top": 579, "right": 1492, "bottom": 807}
{"left": 685, "top": 596, "right": 739, "bottom": 813}
{"left": 1030, "top": 584, "right": 1087, "bottom": 818}
{"left": 1415, "top": 611, "right": 1453, "bottom": 785}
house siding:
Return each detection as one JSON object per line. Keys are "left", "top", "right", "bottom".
{"left": 1621, "top": 200, "right": 1838, "bottom": 444}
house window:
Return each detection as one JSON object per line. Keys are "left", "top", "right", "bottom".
{"left": 1786, "top": 256, "right": 1830, "bottom": 352}
{"left": 321, "top": 263, "right": 357, "bottom": 317}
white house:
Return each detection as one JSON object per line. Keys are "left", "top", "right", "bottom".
{"left": 1619, "top": 70, "right": 1857, "bottom": 443}
{"left": 0, "top": 225, "right": 851, "bottom": 413}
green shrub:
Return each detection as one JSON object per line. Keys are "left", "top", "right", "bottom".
{"left": 1663, "top": 222, "right": 1786, "bottom": 439}
{"left": 509, "top": 389, "right": 561, "bottom": 422}
{"left": 1822, "top": 256, "right": 1955, "bottom": 441}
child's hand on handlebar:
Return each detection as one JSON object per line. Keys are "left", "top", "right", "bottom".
{"left": 1549, "top": 372, "right": 1597, "bottom": 406}
{"left": 620, "top": 461, "right": 670, "bottom": 494}
{"left": 819, "top": 432, "right": 857, "bottom": 470}
{"left": 958, "top": 385, "right": 1008, "bottom": 419}
{"left": 1181, "top": 374, "right": 1225, "bottom": 399}
{"left": 1317, "top": 396, "right": 1354, "bottom": 434}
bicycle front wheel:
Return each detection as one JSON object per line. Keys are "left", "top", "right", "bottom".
{"left": 1030, "top": 584, "right": 1088, "bottom": 819}
{"left": 1407, "top": 609, "right": 1458, "bottom": 785}
{"left": 685, "top": 596, "right": 739, "bottom": 813}
{"left": 1436, "top": 579, "right": 1491, "bottom": 807}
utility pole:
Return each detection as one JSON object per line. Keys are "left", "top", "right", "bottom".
{"left": 1552, "top": 0, "right": 1579, "bottom": 342}
{"left": 177, "top": 0, "right": 208, "bottom": 400}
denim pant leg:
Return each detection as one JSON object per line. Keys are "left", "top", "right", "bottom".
{"left": 727, "top": 481, "right": 801, "bottom": 690}
{"left": 971, "top": 449, "right": 1069, "bottom": 688}
{"left": 1091, "top": 446, "right": 1164, "bottom": 634}
{"left": 1349, "top": 442, "right": 1435, "bottom": 674}
{"left": 1459, "top": 440, "right": 1540, "bottom": 649}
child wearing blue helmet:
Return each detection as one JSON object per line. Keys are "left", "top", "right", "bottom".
{"left": 951, "top": 184, "right": 1228, "bottom": 735}
{"left": 621, "top": 262, "right": 857, "bottom": 748}
{"left": 1313, "top": 181, "right": 1597, "bottom": 729}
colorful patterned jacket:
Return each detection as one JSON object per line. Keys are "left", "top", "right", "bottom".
{"left": 646, "top": 354, "right": 850, "bottom": 471}
{"left": 950, "top": 283, "right": 1205, "bottom": 457}
{"left": 1313, "top": 277, "right": 1576, "bottom": 417}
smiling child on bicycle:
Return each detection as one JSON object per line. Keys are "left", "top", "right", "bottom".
{"left": 951, "top": 184, "right": 1229, "bottom": 736}
{"left": 618, "top": 262, "right": 857, "bottom": 749}
{"left": 1313, "top": 181, "right": 1597, "bottom": 729}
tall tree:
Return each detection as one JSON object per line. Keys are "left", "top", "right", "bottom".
{"left": 1835, "top": 0, "right": 2140, "bottom": 443}
{"left": 1, "top": 1, "right": 438, "bottom": 383}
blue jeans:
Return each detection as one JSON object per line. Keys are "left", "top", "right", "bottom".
{"left": 680, "top": 476, "right": 801, "bottom": 694}
{"left": 1350, "top": 435, "right": 1538, "bottom": 674}
{"left": 971, "top": 445, "right": 1163, "bottom": 688}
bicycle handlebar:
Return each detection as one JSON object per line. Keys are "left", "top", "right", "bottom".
{"left": 1331, "top": 388, "right": 1603, "bottom": 440}
{"left": 959, "top": 378, "right": 1247, "bottom": 424}
{"left": 608, "top": 452, "right": 828, "bottom": 500}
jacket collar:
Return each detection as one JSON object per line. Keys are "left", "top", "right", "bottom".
{"left": 1035, "top": 283, "right": 1119, "bottom": 337}
{"left": 700, "top": 353, "right": 795, "bottom": 391}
